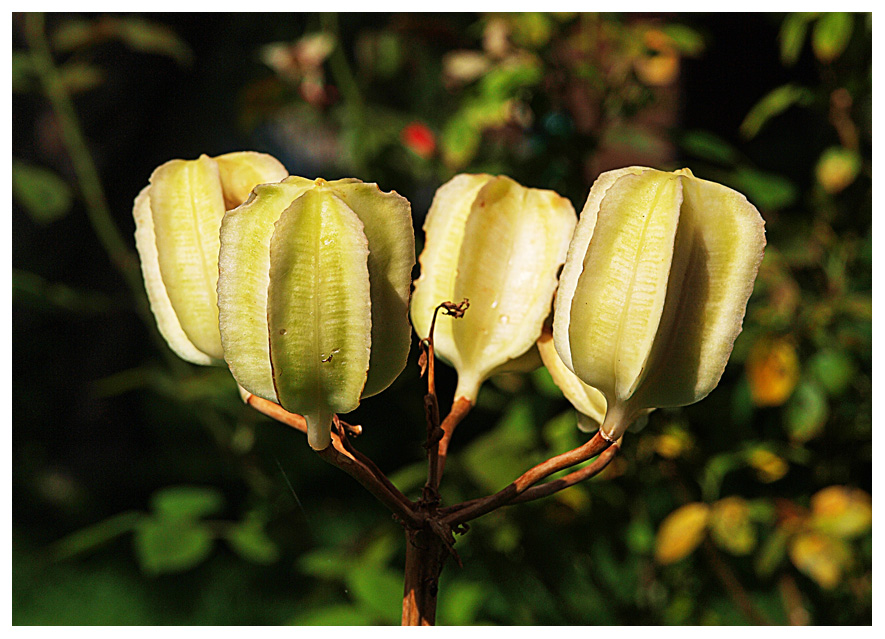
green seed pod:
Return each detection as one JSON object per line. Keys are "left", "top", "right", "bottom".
{"left": 553, "top": 167, "right": 766, "bottom": 440}
{"left": 217, "top": 178, "right": 415, "bottom": 450}
{"left": 411, "top": 174, "right": 576, "bottom": 402}
{"left": 133, "top": 152, "right": 288, "bottom": 365}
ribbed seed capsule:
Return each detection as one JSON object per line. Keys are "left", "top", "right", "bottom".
{"left": 217, "top": 178, "right": 414, "bottom": 450}
{"left": 411, "top": 174, "right": 576, "bottom": 402}
{"left": 133, "top": 152, "right": 288, "bottom": 365}
{"left": 553, "top": 167, "right": 766, "bottom": 440}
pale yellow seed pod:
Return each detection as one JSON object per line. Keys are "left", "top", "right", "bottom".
{"left": 553, "top": 167, "right": 766, "bottom": 441}
{"left": 133, "top": 152, "right": 288, "bottom": 365}
{"left": 217, "top": 178, "right": 415, "bottom": 450}
{"left": 537, "top": 328, "right": 606, "bottom": 432}
{"left": 411, "top": 174, "right": 577, "bottom": 402}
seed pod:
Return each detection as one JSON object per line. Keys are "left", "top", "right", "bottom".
{"left": 133, "top": 152, "right": 288, "bottom": 365}
{"left": 217, "top": 178, "right": 414, "bottom": 450}
{"left": 553, "top": 167, "right": 765, "bottom": 440}
{"left": 411, "top": 174, "right": 576, "bottom": 402}
{"left": 537, "top": 328, "right": 606, "bottom": 432}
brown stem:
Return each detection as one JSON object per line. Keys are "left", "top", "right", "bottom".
{"left": 401, "top": 525, "right": 448, "bottom": 625}
{"left": 510, "top": 442, "right": 620, "bottom": 504}
{"left": 701, "top": 538, "right": 772, "bottom": 625}
{"left": 316, "top": 436, "right": 424, "bottom": 529}
{"left": 433, "top": 397, "right": 473, "bottom": 487}
{"left": 443, "top": 432, "right": 611, "bottom": 526}
{"left": 244, "top": 393, "right": 422, "bottom": 528}
{"left": 245, "top": 393, "right": 308, "bottom": 434}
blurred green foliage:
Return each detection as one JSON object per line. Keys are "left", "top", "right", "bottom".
{"left": 13, "top": 12, "right": 870, "bottom": 625}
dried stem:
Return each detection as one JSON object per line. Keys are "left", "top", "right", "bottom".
{"left": 509, "top": 441, "right": 620, "bottom": 504}
{"left": 244, "top": 393, "right": 421, "bottom": 527}
{"left": 433, "top": 397, "right": 473, "bottom": 487}
{"left": 443, "top": 431, "right": 611, "bottom": 526}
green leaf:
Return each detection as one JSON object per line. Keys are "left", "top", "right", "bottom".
{"left": 12, "top": 268, "right": 112, "bottom": 314}
{"left": 463, "top": 400, "right": 539, "bottom": 491}
{"left": 12, "top": 51, "right": 36, "bottom": 92}
{"left": 49, "top": 511, "right": 143, "bottom": 562}
{"left": 52, "top": 18, "right": 98, "bottom": 51}
{"left": 780, "top": 13, "right": 815, "bottom": 66}
{"left": 812, "top": 13, "right": 854, "bottom": 63}
{"left": 298, "top": 548, "right": 352, "bottom": 579}
{"left": 134, "top": 518, "right": 213, "bottom": 575}
{"left": 345, "top": 568, "right": 403, "bottom": 624}
{"left": 740, "top": 84, "right": 814, "bottom": 139}
{"left": 150, "top": 485, "right": 224, "bottom": 521}
{"left": 441, "top": 115, "right": 483, "bottom": 169}
{"left": 58, "top": 61, "right": 105, "bottom": 93}
{"left": 679, "top": 130, "right": 739, "bottom": 166}
{"left": 12, "top": 160, "right": 74, "bottom": 224}
{"left": 532, "top": 365, "right": 564, "bottom": 399}
{"left": 729, "top": 166, "right": 797, "bottom": 211}
{"left": 437, "top": 580, "right": 487, "bottom": 625}
{"left": 226, "top": 515, "right": 279, "bottom": 565}
{"left": 784, "top": 380, "right": 829, "bottom": 442}
{"left": 755, "top": 527, "right": 789, "bottom": 578}
{"left": 114, "top": 17, "right": 193, "bottom": 65}
{"left": 808, "top": 349, "right": 855, "bottom": 396}
{"left": 289, "top": 604, "right": 377, "bottom": 626}
{"left": 662, "top": 24, "right": 705, "bottom": 56}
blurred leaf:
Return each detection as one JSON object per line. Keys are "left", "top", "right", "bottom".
{"left": 463, "top": 400, "right": 538, "bottom": 491}
{"left": 746, "top": 446, "right": 789, "bottom": 483}
{"left": 625, "top": 514, "right": 655, "bottom": 555}
{"left": 679, "top": 130, "right": 739, "bottom": 165}
{"left": 662, "top": 24, "right": 705, "bottom": 56}
{"left": 114, "top": 17, "right": 193, "bottom": 65}
{"left": 655, "top": 503, "right": 710, "bottom": 565}
{"left": 58, "top": 61, "right": 105, "bottom": 93}
{"left": 730, "top": 166, "right": 798, "bottom": 210}
{"left": 226, "top": 514, "right": 279, "bottom": 565}
{"left": 740, "top": 84, "right": 813, "bottom": 139}
{"left": 298, "top": 548, "right": 351, "bottom": 579}
{"left": 746, "top": 336, "right": 800, "bottom": 407}
{"left": 788, "top": 531, "right": 850, "bottom": 589}
{"left": 531, "top": 365, "right": 564, "bottom": 399}
{"left": 784, "top": 380, "right": 829, "bottom": 443}
{"left": 345, "top": 567, "right": 402, "bottom": 624}
{"left": 437, "top": 579, "right": 487, "bottom": 625}
{"left": 812, "top": 13, "right": 854, "bottom": 63}
{"left": 542, "top": 410, "right": 583, "bottom": 457}
{"left": 810, "top": 486, "right": 871, "bottom": 539}
{"left": 12, "top": 51, "right": 36, "bottom": 92}
{"left": 808, "top": 348, "right": 855, "bottom": 396}
{"left": 12, "top": 160, "right": 74, "bottom": 224}
{"left": 709, "top": 497, "right": 756, "bottom": 556}
{"left": 755, "top": 527, "right": 789, "bottom": 578}
{"left": 815, "top": 146, "right": 861, "bottom": 194}
{"left": 289, "top": 604, "right": 376, "bottom": 625}
{"left": 52, "top": 18, "right": 99, "bottom": 51}
{"left": 12, "top": 268, "right": 112, "bottom": 314}
{"left": 509, "top": 13, "right": 554, "bottom": 49}
{"left": 357, "top": 31, "right": 402, "bottom": 79}
{"left": 441, "top": 109, "right": 487, "bottom": 168}
{"left": 134, "top": 518, "right": 213, "bottom": 575}
{"left": 700, "top": 452, "right": 744, "bottom": 501}
{"left": 443, "top": 50, "right": 491, "bottom": 85}
{"left": 150, "top": 485, "right": 224, "bottom": 521}
{"left": 779, "top": 13, "right": 816, "bottom": 66}
{"left": 49, "top": 511, "right": 143, "bottom": 562}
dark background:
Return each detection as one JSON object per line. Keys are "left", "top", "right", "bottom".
{"left": 13, "top": 13, "right": 871, "bottom": 625}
